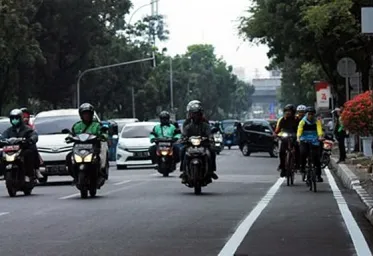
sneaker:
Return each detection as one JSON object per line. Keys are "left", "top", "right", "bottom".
{"left": 36, "top": 169, "right": 44, "bottom": 179}
{"left": 179, "top": 173, "right": 187, "bottom": 184}
{"left": 280, "top": 169, "right": 286, "bottom": 177}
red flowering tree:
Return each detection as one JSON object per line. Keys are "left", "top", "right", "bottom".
{"left": 341, "top": 90, "right": 373, "bottom": 136}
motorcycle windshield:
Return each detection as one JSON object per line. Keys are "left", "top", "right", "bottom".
{"left": 76, "top": 133, "right": 96, "bottom": 142}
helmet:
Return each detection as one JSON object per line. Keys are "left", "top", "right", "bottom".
{"left": 306, "top": 106, "right": 316, "bottom": 113}
{"left": 283, "top": 104, "right": 295, "bottom": 112}
{"left": 296, "top": 105, "right": 307, "bottom": 112}
{"left": 20, "top": 107, "right": 31, "bottom": 115}
{"left": 9, "top": 109, "right": 23, "bottom": 127}
{"left": 186, "top": 100, "right": 202, "bottom": 112}
{"left": 159, "top": 111, "right": 170, "bottom": 119}
{"left": 188, "top": 102, "right": 203, "bottom": 113}
{"left": 78, "top": 103, "right": 94, "bottom": 116}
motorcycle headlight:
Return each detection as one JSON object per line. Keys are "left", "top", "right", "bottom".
{"left": 74, "top": 154, "right": 83, "bottom": 163}
{"left": 281, "top": 133, "right": 288, "bottom": 138}
{"left": 5, "top": 153, "right": 17, "bottom": 162}
{"left": 161, "top": 151, "right": 168, "bottom": 156}
{"left": 191, "top": 138, "right": 201, "bottom": 146}
{"left": 83, "top": 154, "right": 93, "bottom": 162}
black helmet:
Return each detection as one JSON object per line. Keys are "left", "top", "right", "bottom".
{"left": 78, "top": 103, "right": 94, "bottom": 116}
{"left": 187, "top": 100, "right": 202, "bottom": 112}
{"left": 306, "top": 106, "right": 316, "bottom": 113}
{"left": 9, "top": 109, "right": 23, "bottom": 127}
{"left": 20, "top": 107, "right": 31, "bottom": 115}
{"left": 283, "top": 104, "right": 295, "bottom": 112}
{"left": 159, "top": 111, "right": 170, "bottom": 119}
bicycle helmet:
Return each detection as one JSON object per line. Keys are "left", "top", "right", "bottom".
{"left": 283, "top": 104, "right": 295, "bottom": 113}
{"left": 306, "top": 106, "right": 316, "bottom": 113}
{"left": 296, "top": 105, "right": 307, "bottom": 112}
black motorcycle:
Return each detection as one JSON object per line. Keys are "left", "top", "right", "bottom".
{"left": 65, "top": 131, "right": 106, "bottom": 198}
{"left": 184, "top": 136, "right": 212, "bottom": 195}
{"left": 0, "top": 137, "right": 35, "bottom": 197}
{"left": 154, "top": 138, "right": 176, "bottom": 177}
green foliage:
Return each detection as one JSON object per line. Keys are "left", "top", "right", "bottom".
{"left": 238, "top": 0, "right": 373, "bottom": 105}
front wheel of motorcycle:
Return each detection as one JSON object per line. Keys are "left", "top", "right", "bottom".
{"left": 80, "top": 189, "right": 88, "bottom": 198}
{"left": 89, "top": 187, "right": 97, "bottom": 197}
{"left": 6, "top": 183, "right": 17, "bottom": 197}
{"left": 23, "top": 188, "right": 32, "bottom": 196}
{"left": 194, "top": 185, "right": 202, "bottom": 195}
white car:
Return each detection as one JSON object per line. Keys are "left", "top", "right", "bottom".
{"left": 33, "top": 109, "right": 100, "bottom": 182}
{"left": 116, "top": 122, "right": 158, "bottom": 169}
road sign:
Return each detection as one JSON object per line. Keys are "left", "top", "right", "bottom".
{"left": 337, "top": 57, "right": 356, "bottom": 78}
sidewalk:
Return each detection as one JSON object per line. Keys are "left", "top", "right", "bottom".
{"left": 329, "top": 152, "right": 373, "bottom": 225}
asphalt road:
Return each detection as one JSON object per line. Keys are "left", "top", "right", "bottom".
{"left": 0, "top": 148, "right": 373, "bottom": 256}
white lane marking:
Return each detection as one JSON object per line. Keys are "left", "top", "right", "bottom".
{"left": 218, "top": 177, "right": 284, "bottom": 256}
{"left": 59, "top": 193, "right": 80, "bottom": 200}
{"left": 0, "top": 212, "right": 9, "bottom": 217}
{"left": 113, "top": 180, "right": 132, "bottom": 186}
{"left": 325, "top": 168, "right": 372, "bottom": 256}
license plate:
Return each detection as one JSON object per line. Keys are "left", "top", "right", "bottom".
{"left": 46, "top": 165, "right": 66, "bottom": 173}
{"left": 75, "top": 144, "right": 93, "bottom": 149}
{"left": 134, "top": 152, "right": 149, "bottom": 157}
{"left": 158, "top": 142, "right": 171, "bottom": 146}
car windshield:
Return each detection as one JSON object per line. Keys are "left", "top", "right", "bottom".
{"left": 34, "top": 115, "right": 80, "bottom": 135}
{"left": 121, "top": 125, "right": 153, "bottom": 138}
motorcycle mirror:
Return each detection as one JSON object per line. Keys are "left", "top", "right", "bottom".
{"left": 61, "top": 128, "right": 71, "bottom": 134}
{"left": 211, "top": 127, "right": 218, "bottom": 133}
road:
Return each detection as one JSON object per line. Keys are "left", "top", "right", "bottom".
{"left": 0, "top": 148, "right": 373, "bottom": 256}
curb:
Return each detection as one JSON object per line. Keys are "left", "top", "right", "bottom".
{"left": 329, "top": 157, "right": 373, "bottom": 225}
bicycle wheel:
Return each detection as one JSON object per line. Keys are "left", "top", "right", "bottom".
{"left": 285, "top": 151, "right": 292, "bottom": 186}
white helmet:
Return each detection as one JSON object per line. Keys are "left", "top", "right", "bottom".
{"left": 296, "top": 105, "right": 307, "bottom": 112}
{"left": 186, "top": 100, "right": 201, "bottom": 112}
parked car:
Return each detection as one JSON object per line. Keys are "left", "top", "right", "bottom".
{"left": 34, "top": 109, "right": 101, "bottom": 183}
{"left": 116, "top": 122, "right": 158, "bottom": 169}
{"left": 240, "top": 119, "right": 278, "bottom": 157}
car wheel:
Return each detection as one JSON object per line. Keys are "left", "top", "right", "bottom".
{"left": 117, "top": 165, "right": 127, "bottom": 170}
{"left": 270, "top": 144, "right": 279, "bottom": 158}
{"left": 242, "top": 144, "right": 251, "bottom": 156}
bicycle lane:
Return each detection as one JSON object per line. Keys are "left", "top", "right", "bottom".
{"left": 219, "top": 169, "right": 373, "bottom": 256}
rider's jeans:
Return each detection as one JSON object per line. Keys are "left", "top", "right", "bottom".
{"left": 300, "top": 142, "right": 321, "bottom": 176}
{"left": 100, "top": 142, "right": 108, "bottom": 169}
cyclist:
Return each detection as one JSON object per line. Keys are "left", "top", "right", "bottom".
{"left": 297, "top": 106, "right": 324, "bottom": 182}
{"left": 294, "top": 105, "right": 307, "bottom": 169}
{"left": 274, "top": 104, "right": 298, "bottom": 177}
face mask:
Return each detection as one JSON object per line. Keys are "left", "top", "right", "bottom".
{"left": 11, "top": 118, "right": 20, "bottom": 126}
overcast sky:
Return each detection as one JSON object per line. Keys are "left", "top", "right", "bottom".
{"left": 130, "top": 0, "right": 270, "bottom": 80}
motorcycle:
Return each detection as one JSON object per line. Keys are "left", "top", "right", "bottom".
{"left": 65, "top": 131, "right": 106, "bottom": 198}
{"left": 184, "top": 136, "right": 212, "bottom": 195}
{"left": 154, "top": 138, "right": 176, "bottom": 177}
{"left": 321, "top": 134, "right": 334, "bottom": 169}
{"left": 211, "top": 129, "right": 224, "bottom": 155}
{"left": 0, "top": 137, "right": 35, "bottom": 197}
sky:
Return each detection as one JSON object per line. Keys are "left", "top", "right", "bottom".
{"left": 130, "top": 0, "right": 270, "bottom": 80}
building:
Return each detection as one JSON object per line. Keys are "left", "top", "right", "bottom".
{"left": 233, "top": 67, "right": 247, "bottom": 81}
{"left": 251, "top": 76, "right": 281, "bottom": 118}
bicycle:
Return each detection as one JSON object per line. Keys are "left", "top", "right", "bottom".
{"left": 279, "top": 133, "right": 297, "bottom": 186}
{"left": 302, "top": 140, "right": 318, "bottom": 192}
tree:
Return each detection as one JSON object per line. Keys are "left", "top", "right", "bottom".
{"left": 238, "top": 0, "right": 373, "bottom": 105}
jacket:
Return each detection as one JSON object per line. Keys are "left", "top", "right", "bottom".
{"left": 182, "top": 117, "right": 209, "bottom": 130}
{"left": 72, "top": 121, "right": 107, "bottom": 140}
{"left": 297, "top": 114, "right": 323, "bottom": 145}
{"left": 182, "top": 121, "right": 211, "bottom": 139}
{"left": 1, "top": 124, "right": 38, "bottom": 149}
{"left": 149, "top": 123, "right": 181, "bottom": 142}
{"left": 275, "top": 116, "right": 298, "bottom": 135}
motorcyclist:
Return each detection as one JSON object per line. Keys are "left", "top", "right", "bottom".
{"left": 1, "top": 109, "right": 38, "bottom": 182}
{"left": 182, "top": 100, "right": 209, "bottom": 130}
{"left": 66, "top": 103, "right": 108, "bottom": 184}
{"left": 274, "top": 104, "right": 298, "bottom": 177}
{"left": 20, "top": 107, "right": 44, "bottom": 180}
{"left": 148, "top": 111, "right": 181, "bottom": 168}
{"left": 297, "top": 106, "right": 324, "bottom": 182}
{"left": 180, "top": 103, "right": 218, "bottom": 183}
